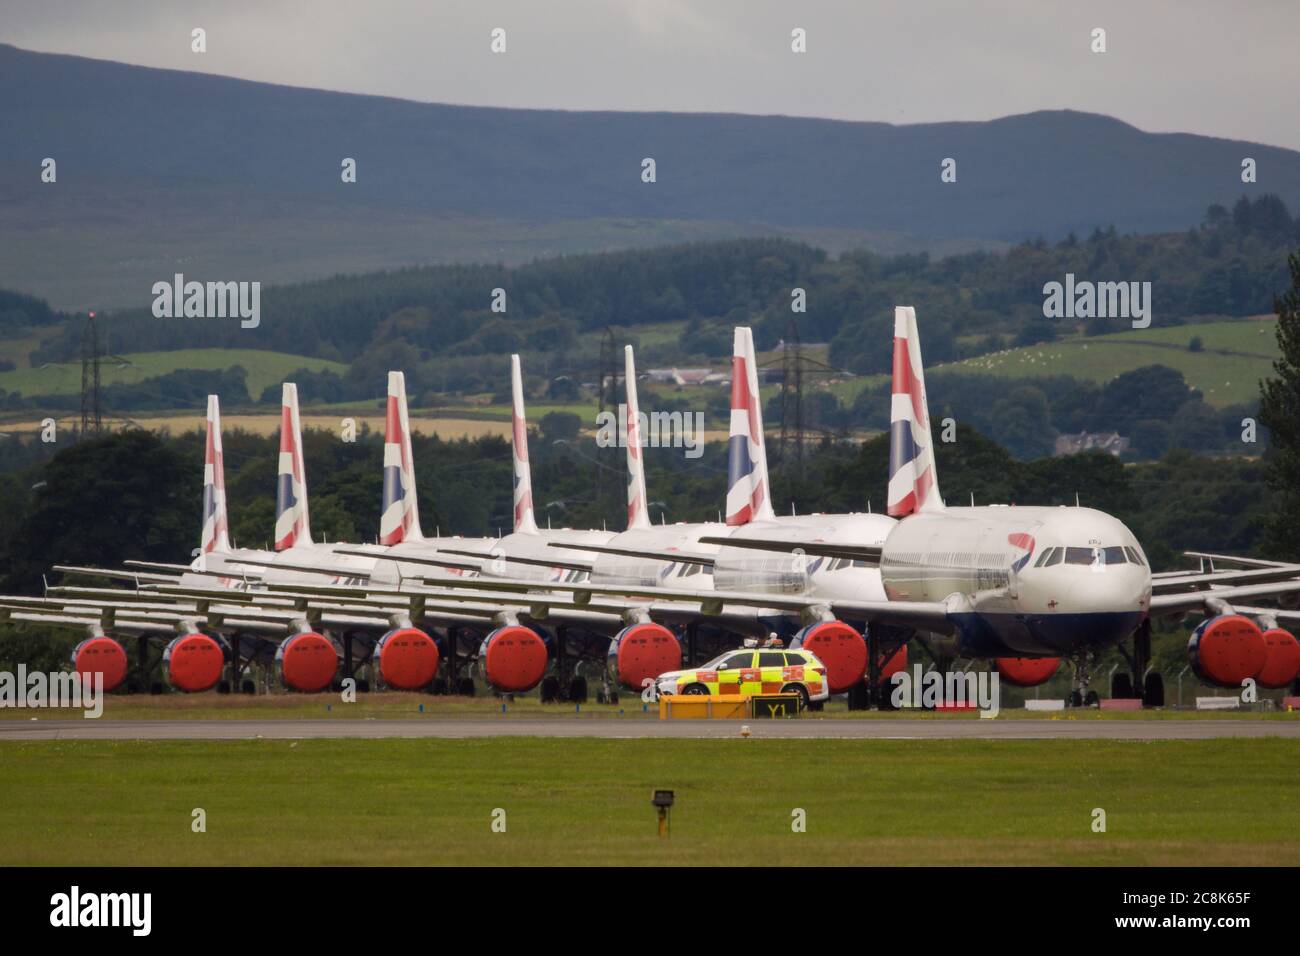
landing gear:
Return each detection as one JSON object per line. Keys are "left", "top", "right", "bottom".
{"left": 846, "top": 682, "right": 870, "bottom": 711}
{"left": 1068, "top": 652, "right": 1096, "bottom": 707}
{"left": 540, "top": 675, "right": 560, "bottom": 703}
{"left": 1111, "top": 672, "right": 1133, "bottom": 700}
{"left": 567, "top": 677, "right": 588, "bottom": 703}
{"left": 1084, "top": 689, "right": 1099, "bottom": 708}
{"left": 456, "top": 677, "right": 475, "bottom": 697}
{"left": 1143, "top": 672, "right": 1165, "bottom": 708}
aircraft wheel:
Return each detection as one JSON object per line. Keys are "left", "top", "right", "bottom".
{"left": 1143, "top": 672, "right": 1165, "bottom": 708}
{"left": 456, "top": 677, "right": 476, "bottom": 697}
{"left": 847, "top": 683, "right": 870, "bottom": 711}
{"left": 567, "top": 677, "right": 588, "bottom": 703}
{"left": 1084, "top": 689, "right": 1100, "bottom": 707}
{"left": 429, "top": 678, "right": 448, "bottom": 696}
{"left": 540, "top": 676, "right": 560, "bottom": 703}
{"left": 217, "top": 680, "right": 231, "bottom": 695}
{"left": 1111, "top": 672, "right": 1133, "bottom": 700}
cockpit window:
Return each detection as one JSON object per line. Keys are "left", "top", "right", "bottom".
{"left": 1102, "top": 546, "right": 1127, "bottom": 565}
{"left": 1034, "top": 547, "right": 1058, "bottom": 567}
{"left": 1124, "top": 546, "right": 1146, "bottom": 566}
{"left": 1060, "top": 546, "right": 1128, "bottom": 566}
{"left": 1064, "top": 546, "right": 1099, "bottom": 566}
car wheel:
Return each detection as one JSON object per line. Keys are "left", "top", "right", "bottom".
{"left": 682, "top": 683, "right": 710, "bottom": 696}
{"left": 781, "top": 683, "right": 810, "bottom": 710}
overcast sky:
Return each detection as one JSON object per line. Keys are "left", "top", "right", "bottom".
{"left": 4, "top": 0, "right": 1298, "bottom": 150}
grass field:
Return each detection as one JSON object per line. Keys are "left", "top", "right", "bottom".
{"left": 0, "top": 348, "right": 347, "bottom": 400}
{"left": 939, "top": 318, "right": 1279, "bottom": 407}
{"left": 1, "top": 737, "right": 1296, "bottom": 865}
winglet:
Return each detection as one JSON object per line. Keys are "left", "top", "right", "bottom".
{"left": 725, "top": 327, "right": 775, "bottom": 525}
{"left": 510, "top": 355, "right": 539, "bottom": 534}
{"left": 624, "top": 345, "right": 652, "bottom": 530}
{"left": 888, "top": 306, "right": 943, "bottom": 517}
{"left": 201, "top": 394, "right": 231, "bottom": 554}
{"left": 380, "top": 371, "right": 424, "bottom": 544}
{"left": 274, "top": 382, "right": 313, "bottom": 550}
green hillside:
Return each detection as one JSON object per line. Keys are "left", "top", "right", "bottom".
{"left": 0, "top": 349, "right": 347, "bottom": 402}
{"left": 937, "top": 319, "right": 1279, "bottom": 407}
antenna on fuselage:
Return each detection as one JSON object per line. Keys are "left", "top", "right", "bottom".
{"left": 970, "top": 492, "right": 975, "bottom": 507}
{"left": 1075, "top": 492, "right": 1081, "bottom": 507}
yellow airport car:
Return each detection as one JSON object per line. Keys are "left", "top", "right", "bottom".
{"left": 655, "top": 647, "right": 830, "bottom": 707}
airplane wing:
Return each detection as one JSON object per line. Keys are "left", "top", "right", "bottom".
{"left": 1150, "top": 565, "right": 1300, "bottom": 594}
{"left": 547, "top": 541, "right": 715, "bottom": 568}
{"left": 696, "top": 536, "right": 883, "bottom": 565}
{"left": 1149, "top": 579, "right": 1300, "bottom": 616}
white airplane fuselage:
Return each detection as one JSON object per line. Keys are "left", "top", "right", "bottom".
{"left": 879, "top": 505, "right": 1152, "bottom": 657}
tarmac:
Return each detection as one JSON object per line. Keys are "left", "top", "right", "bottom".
{"left": 2, "top": 718, "right": 1298, "bottom": 741}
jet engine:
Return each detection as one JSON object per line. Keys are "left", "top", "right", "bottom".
{"left": 789, "top": 621, "right": 868, "bottom": 694}
{"left": 162, "top": 633, "right": 226, "bottom": 692}
{"left": 1256, "top": 627, "right": 1300, "bottom": 689}
{"left": 607, "top": 622, "right": 680, "bottom": 691}
{"left": 1187, "top": 615, "right": 1267, "bottom": 688}
{"left": 71, "top": 635, "right": 128, "bottom": 692}
{"left": 478, "top": 625, "right": 548, "bottom": 693}
{"left": 374, "top": 627, "right": 440, "bottom": 690}
{"left": 275, "top": 631, "right": 340, "bottom": 693}
{"left": 994, "top": 657, "right": 1061, "bottom": 688}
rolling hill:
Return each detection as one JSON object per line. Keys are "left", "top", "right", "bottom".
{"left": 4, "top": 42, "right": 1300, "bottom": 309}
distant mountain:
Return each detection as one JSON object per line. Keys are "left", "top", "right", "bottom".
{"left": 3, "top": 42, "right": 1300, "bottom": 309}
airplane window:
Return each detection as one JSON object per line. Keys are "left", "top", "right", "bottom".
{"left": 1124, "top": 547, "right": 1146, "bottom": 566}
{"left": 1103, "top": 546, "right": 1127, "bottom": 564}
{"left": 1034, "top": 548, "right": 1054, "bottom": 567}
{"left": 853, "top": 559, "right": 867, "bottom": 568}
{"left": 758, "top": 652, "right": 785, "bottom": 667}
{"left": 1064, "top": 547, "right": 1098, "bottom": 565}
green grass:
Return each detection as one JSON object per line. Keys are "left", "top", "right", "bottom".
{"left": 1, "top": 738, "right": 1296, "bottom": 865}
{"left": 938, "top": 319, "right": 1279, "bottom": 407}
{"left": 0, "top": 348, "right": 347, "bottom": 401}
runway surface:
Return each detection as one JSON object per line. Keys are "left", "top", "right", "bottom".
{"left": 2, "top": 718, "right": 1298, "bottom": 740}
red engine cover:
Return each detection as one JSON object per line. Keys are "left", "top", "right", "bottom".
{"left": 73, "top": 636, "right": 128, "bottom": 692}
{"left": 483, "top": 625, "right": 548, "bottom": 693}
{"left": 613, "top": 623, "right": 680, "bottom": 690}
{"left": 376, "top": 628, "right": 439, "bottom": 690}
{"left": 994, "top": 657, "right": 1061, "bottom": 688}
{"left": 1189, "top": 615, "right": 1267, "bottom": 688}
{"left": 165, "top": 633, "right": 225, "bottom": 693}
{"left": 279, "top": 632, "right": 338, "bottom": 693}
{"left": 1256, "top": 628, "right": 1300, "bottom": 689}
{"left": 792, "top": 622, "right": 868, "bottom": 694}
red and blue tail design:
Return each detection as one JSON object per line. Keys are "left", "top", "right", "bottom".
{"left": 380, "top": 371, "right": 423, "bottom": 545}
{"left": 274, "top": 382, "right": 312, "bottom": 550}
{"left": 201, "top": 394, "right": 230, "bottom": 554}
{"left": 887, "top": 306, "right": 943, "bottom": 517}
{"left": 725, "top": 327, "right": 775, "bottom": 526}
{"left": 510, "top": 355, "right": 538, "bottom": 534}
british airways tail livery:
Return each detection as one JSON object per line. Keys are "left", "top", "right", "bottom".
{"left": 274, "top": 382, "right": 312, "bottom": 550}
{"left": 510, "top": 354, "right": 539, "bottom": 535}
{"left": 725, "top": 327, "right": 775, "bottom": 526}
{"left": 624, "top": 345, "right": 651, "bottom": 531}
{"left": 201, "top": 394, "right": 231, "bottom": 555}
{"left": 888, "top": 306, "right": 944, "bottom": 517}
{"left": 380, "top": 371, "right": 423, "bottom": 545}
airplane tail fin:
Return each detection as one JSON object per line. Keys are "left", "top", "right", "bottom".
{"left": 888, "top": 306, "right": 943, "bottom": 517}
{"left": 201, "top": 394, "right": 231, "bottom": 554}
{"left": 623, "top": 345, "right": 652, "bottom": 530}
{"left": 274, "top": 382, "right": 313, "bottom": 550}
{"left": 510, "top": 355, "right": 539, "bottom": 534}
{"left": 380, "top": 371, "right": 424, "bottom": 545}
{"left": 725, "top": 327, "right": 775, "bottom": 525}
